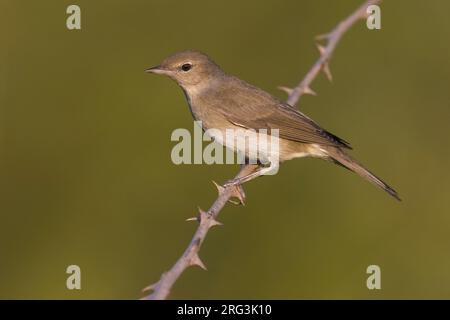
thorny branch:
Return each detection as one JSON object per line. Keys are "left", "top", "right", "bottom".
{"left": 142, "top": 0, "right": 381, "bottom": 300}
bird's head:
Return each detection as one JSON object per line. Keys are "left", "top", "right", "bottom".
{"left": 146, "top": 50, "right": 224, "bottom": 88}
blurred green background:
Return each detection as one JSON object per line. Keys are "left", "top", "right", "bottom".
{"left": 1, "top": 0, "right": 450, "bottom": 299}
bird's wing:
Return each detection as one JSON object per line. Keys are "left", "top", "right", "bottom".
{"left": 214, "top": 79, "right": 351, "bottom": 149}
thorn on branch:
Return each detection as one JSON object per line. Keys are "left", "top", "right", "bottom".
{"left": 190, "top": 254, "right": 207, "bottom": 270}
{"left": 303, "top": 86, "right": 317, "bottom": 96}
{"left": 316, "top": 44, "right": 333, "bottom": 82}
{"left": 142, "top": 281, "right": 158, "bottom": 293}
{"left": 278, "top": 86, "right": 294, "bottom": 95}
{"left": 142, "top": 272, "right": 166, "bottom": 293}
{"left": 198, "top": 207, "right": 209, "bottom": 219}
{"left": 209, "top": 219, "right": 223, "bottom": 227}
{"left": 212, "top": 180, "right": 224, "bottom": 194}
{"left": 316, "top": 43, "right": 326, "bottom": 55}
{"left": 315, "top": 32, "right": 330, "bottom": 41}
{"left": 198, "top": 206, "right": 223, "bottom": 227}
{"left": 322, "top": 63, "right": 333, "bottom": 82}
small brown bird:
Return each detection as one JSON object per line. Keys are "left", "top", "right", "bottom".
{"left": 146, "top": 50, "right": 400, "bottom": 200}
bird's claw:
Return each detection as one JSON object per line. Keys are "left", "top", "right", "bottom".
{"left": 222, "top": 180, "right": 246, "bottom": 205}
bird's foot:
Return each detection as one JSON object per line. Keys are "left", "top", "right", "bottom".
{"left": 223, "top": 178, "right": 242, "bottom": 188}
{"left": 223, "top": 179, "right": 246, "bottom": 205}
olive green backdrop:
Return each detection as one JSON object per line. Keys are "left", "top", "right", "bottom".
{"left": 1, "top": 0, "right": 450, "bottom": 299}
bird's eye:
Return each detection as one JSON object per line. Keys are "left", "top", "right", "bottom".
{"left": 181, "top": 63, "right": 192, "bottom": 72}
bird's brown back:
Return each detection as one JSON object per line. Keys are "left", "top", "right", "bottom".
{"left": 193, "top": 75, "right": 351, "bottom": 149}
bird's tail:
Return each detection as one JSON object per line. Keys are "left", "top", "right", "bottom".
{"left": 326, "top": 147, "right": 401, "bottom": 201}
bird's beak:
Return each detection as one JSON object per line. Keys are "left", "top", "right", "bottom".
{"left": 145, "top": 65, "right": 170, "bottom": 75}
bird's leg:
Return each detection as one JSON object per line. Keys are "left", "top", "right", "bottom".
{"left": 236, "top": 163, "right": 260, "bottom": 178}
{"left": 218, "top": 164, "right": 258, "bottom": 205}
{"left": 224, "top": 162, "right": 277, "bottom": 188}
{"left": 223, "top": 169, "right": 263, "bottom": 187}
